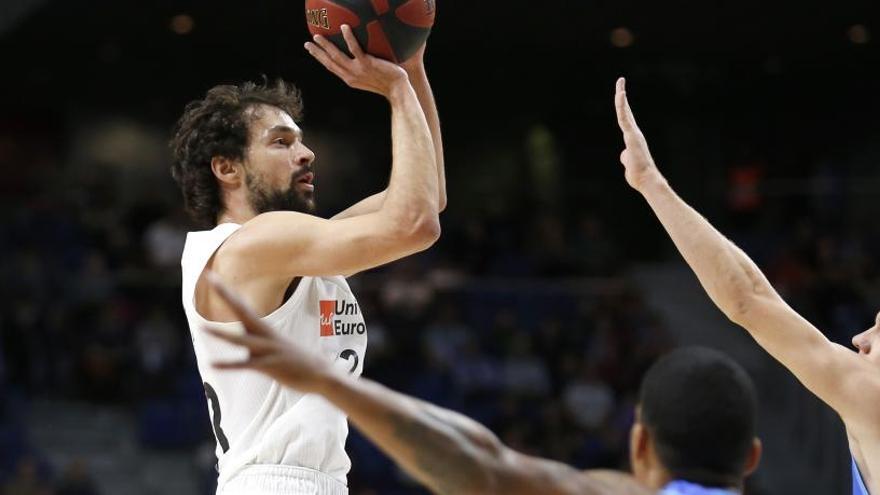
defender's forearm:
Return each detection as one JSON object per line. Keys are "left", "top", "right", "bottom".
{"left": 639, "top": 177, "right": 777, "bottom": 322}
{"left": 318, "top": 375, "right": 498, "bottom": 495}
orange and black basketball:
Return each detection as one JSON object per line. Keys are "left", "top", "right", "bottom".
{"left": 305, "top": 0, "right": 436, "bottom": 63}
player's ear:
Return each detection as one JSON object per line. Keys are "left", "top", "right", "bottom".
{"left": 743, "top": 437, "right": 762, "bottom": 477}
{"left": 630, "top": 422, "right": 649, "bottom": 461}
{"left": 211, "top": 156, "right": 243, "bottom": 186}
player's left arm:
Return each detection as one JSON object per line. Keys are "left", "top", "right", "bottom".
{"left": 614, "top": 78, "right": 880, "bottom": 427}
{"left": 202, "top": 273, "right": 646, "bottom": 495}
{"left": 400, "top": 45, "right": 445, "bottom": 212}
{"left": 332, "top": 44, "right": 445, "bottom": 221}
{"left": 331, "top": 191, "right": 387, "bottom": 220}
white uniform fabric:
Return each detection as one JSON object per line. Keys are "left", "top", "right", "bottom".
{"left": 180, "top": 223, "right": 368, "bottom": 493}
{"left": 220, "top": 465, "right": 348, "bottom": 495}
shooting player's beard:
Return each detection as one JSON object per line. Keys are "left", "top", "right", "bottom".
{"left": 246, "top": 169, "right": 316, "bottom": 215}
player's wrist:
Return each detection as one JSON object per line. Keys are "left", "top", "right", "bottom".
{"left": 637, "top": 169, "right": 670, "bottom": 196}
{"left": 312, "top": 368, "right": 349, "bottom": 397}
{"left": 384, "top": 78, "right": 415, "bottom": 104}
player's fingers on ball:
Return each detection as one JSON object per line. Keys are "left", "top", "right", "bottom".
{"left": 341, "top": 25, "right": 364, "bottom": 57}
{"left": 313, "top": 34, "right": 351, "bottom": 63}
{"left": 306, "top": 43, "right": 350, "bottom": 79}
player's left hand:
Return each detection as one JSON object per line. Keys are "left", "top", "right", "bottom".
{"left": 202, "top": 272, "right": 337, "bottom": 394}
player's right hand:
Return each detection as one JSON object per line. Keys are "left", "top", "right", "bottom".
{"left": 202, "top": 271, "right": 339, "bottom": 394}
{"left": 615, "top": 77, "right": 665, "bottom": 192}
{"left": 305, "top": 24, "right": 409, "bottom": 99}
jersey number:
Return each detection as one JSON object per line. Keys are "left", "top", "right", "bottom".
{"left": 203, "top": 350, "right": 357, "bottom": 454}
{"left": 339, "top": 349, "right": 359, "bottom": 374}
{"left": 203, "top": 382, "right": 230, "bottom": 453}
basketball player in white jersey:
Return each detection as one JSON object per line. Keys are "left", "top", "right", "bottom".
{"left": 169, "top": 25, "right": 445, "bottom": 495}
{"left": 613, "top": 77, "right": 877, "bottom": 495}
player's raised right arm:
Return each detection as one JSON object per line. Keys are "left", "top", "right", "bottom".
{"left": 613, "top": 78, "right": 880, "bottom": 426}
{"left": 221, "top": 26, "right": 439, "bottom": 278}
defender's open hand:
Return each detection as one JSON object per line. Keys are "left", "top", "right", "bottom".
{"left": 203, "top": 272, "right": 337, "bottom": 394}
{"left": 615, "top": 78, "right": 665, "bottom": 192}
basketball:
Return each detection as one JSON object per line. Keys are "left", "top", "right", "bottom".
{"left": 305, "top": 0, "right": 436, "bottom": 63}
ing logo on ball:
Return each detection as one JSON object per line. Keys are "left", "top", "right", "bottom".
{"left": 306, "top": 8, "right": 330, "bottom": 29}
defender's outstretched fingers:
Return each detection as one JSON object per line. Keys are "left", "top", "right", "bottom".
{"left": 341, "top": 24, "right": 365, "bottom": 58}
{"left": 212, "top": 359, "right": 256, "bottom": 370}
{"left": 615, "top": 77, "right": 639, "bottom": 135}
{"left": 213, "top": 355, "right": 276, "bottom": 371}
{"left": 205, "top": 271, "right": 272, "bottom": 337}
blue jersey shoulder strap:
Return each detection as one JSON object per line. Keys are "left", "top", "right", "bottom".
{"left": 659, "top": 480, "right": 738, "bottom": 495}
{"left": 853, "top": 456, "right": 869, "bottom": 495}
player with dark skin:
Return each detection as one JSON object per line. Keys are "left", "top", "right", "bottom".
{"left": 201, "top": 271, "right": 762, "bottom": 495}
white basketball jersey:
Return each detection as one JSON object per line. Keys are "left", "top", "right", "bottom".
{"left": 180, "top": 223, "right": 368, "bottom": 490}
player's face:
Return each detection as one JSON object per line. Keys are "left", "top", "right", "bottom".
{"left": 243, "top": 105, "right": 317, "bottom": 215}
{"left": 851, "top": 312, "right": 880, "bottom": 364}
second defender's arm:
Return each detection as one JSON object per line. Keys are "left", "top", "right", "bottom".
{"left": 614, "top": 78, "right": 880, "bottom": 423}
{"left": 203, "top": 273, "right": 646, "bottom": 495}
{"left": 318, "top": 376, "right": 643, "bottom": 495}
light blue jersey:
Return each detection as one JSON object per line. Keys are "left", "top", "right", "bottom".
{"left": 853, "top": 456, "right": 869, "bottom": 495}
{"left": 659, "top": 480, "right": 738, "bottom": 495}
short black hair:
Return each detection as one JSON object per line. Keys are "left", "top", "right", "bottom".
{"left": 170, "top": 79, "right": 304, "bottom": 227}
{"left": 639, "top": 346, "right": 758, "bottom": 487}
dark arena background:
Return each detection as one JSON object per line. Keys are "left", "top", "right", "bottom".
{"left": 1, "top": 1, "right": 877, "bottom": 493}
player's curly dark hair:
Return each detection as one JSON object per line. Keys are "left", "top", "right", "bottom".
{"left": 170, "top": 79, "right": 304, "bottom": 227}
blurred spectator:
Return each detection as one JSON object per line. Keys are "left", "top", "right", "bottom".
{"left": 563, "top": 364, "right": 615, "bottom": 431}
{"left": 570, "top": 213, "right": 620, "bottom": 276}
{"left": 75, "top": 251, "right": 115, "bottom": 305}
{"left": 2, "top": 457, "right": 52, "bottom": 495}
{"left": 55, "top": 459, "right": 99, "bottom": 495}
{"left": 502, "top": 331, "right": 550, "bottom": 396}
{"left": 142, "top": 212, "right": 187, "bottom": 270}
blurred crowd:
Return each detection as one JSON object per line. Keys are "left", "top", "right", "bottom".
{"left": 0, "top": 159, "right": 673, "bottom": 494}
{"left": 2, "top": 124, "right": 880, "bottom": 494}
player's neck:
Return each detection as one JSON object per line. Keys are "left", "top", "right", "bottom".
{"left": 645, "top": 466, "right": 674, "bottom": 490}
{"left": 217, "top": 194, "right": 258, "bottom": 225}
{"left": 217, "top": 211, "right": 255, "bottom": 226}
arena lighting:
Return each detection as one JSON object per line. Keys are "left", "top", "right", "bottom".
{"left": 611, "top": 27, "right": 635, "bottom": 48}
{"left": 170, "top": 14, "right": 195, "bottom": 35}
